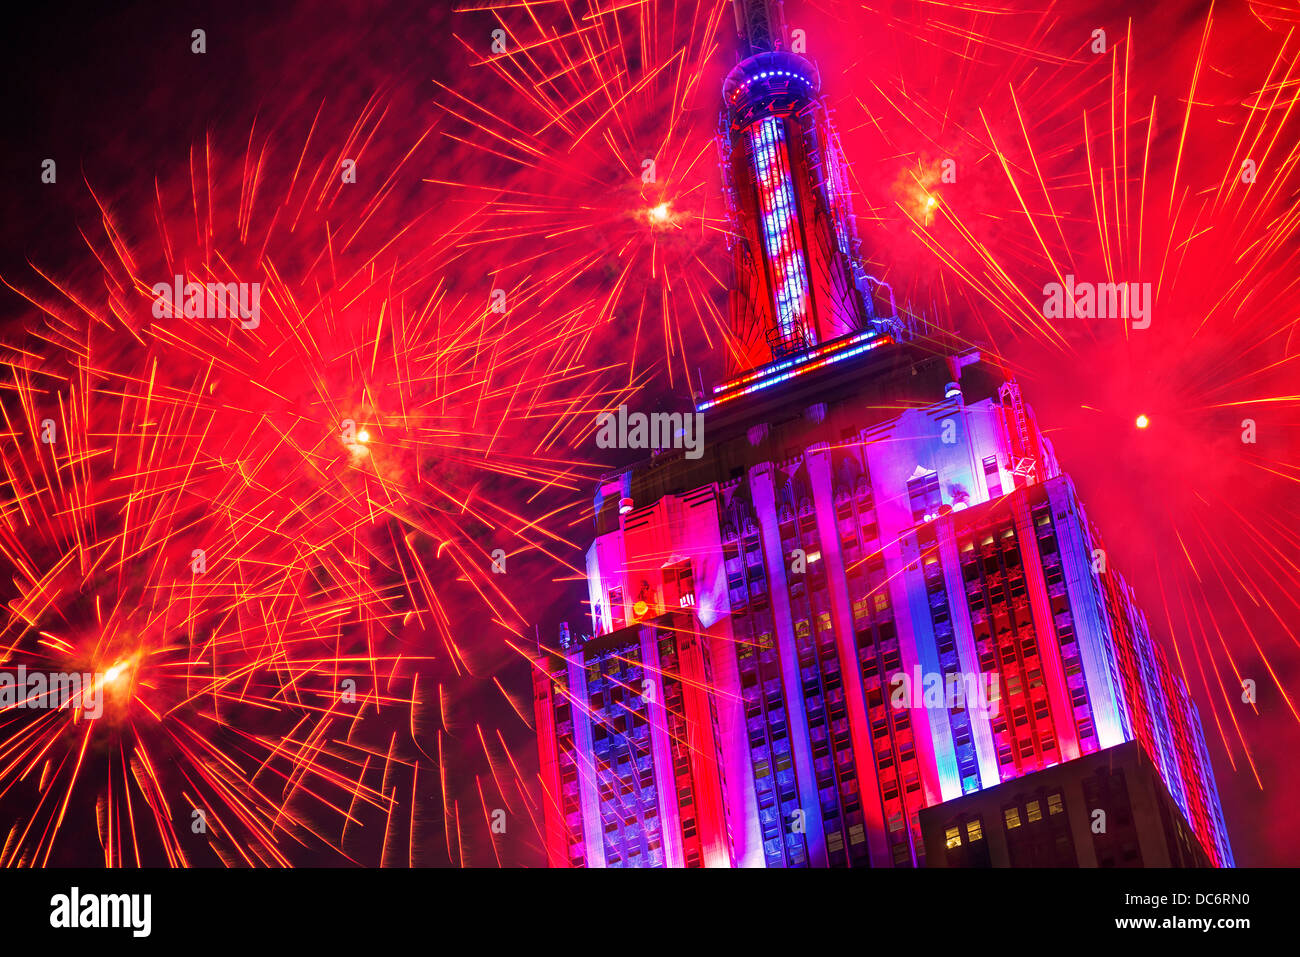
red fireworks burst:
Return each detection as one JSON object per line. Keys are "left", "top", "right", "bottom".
{"left": 0, "top": 89, "right": 607, "bottom": 865}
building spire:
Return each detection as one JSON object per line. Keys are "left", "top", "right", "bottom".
{"left": 718, "top": 0, "right": 888, "bottom": 372}
{"left": 732, "top": 0, "right": 787, "bottom": 57}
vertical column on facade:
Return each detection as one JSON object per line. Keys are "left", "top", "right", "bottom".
{"left": 1127, "top": 604, "right": 1180, "bottom": 803}
{"left": 886, "top": 533, "right": 961, "bottom": 804}
{"left": 639, "top": 626, "right": 686, "bottom": 868}
{"left": 934, "top": 518, "right": 1001, "bottom": 788}
{"left": 533, "top": 664, "right": 573, "bottom": 866}
{"left": 567, "top": 651, "right": 607, "bottom": 868}
{"left": 1010, "top": 491, "right": 1082, "bottom": 762}
{"left": 1187, "top": 704, "right": 1233, "bottom": 867}
{"left": 1155, "top": 667, "right": 1208, "bottom": 853}
{"left": 704, "top": 616, "right": 765, "bottom": 866}
{"left": 750, "top": 461, "right": 828, "bottom": 866}
{"left": 1044, "top": 478, "right": 1125, "bottom": 749}
{"left": 677, "top": 622, "right": 733, "bottom": 867}
{"left": 587, "top": 535, "right": 625, "bottom": 635}
{"left": 805, "top": 442, "right": 892, "bottom": 865}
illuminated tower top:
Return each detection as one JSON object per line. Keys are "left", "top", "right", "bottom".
{"left": 718, "top": 0, "right": 896, "bottom": 375}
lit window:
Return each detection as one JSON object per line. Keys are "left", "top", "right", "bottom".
{"left": 1027, "top": 800, "right": 1042, "bottom": 823}
{"left": 983, "top": 456, "right": 1003, "bottom": 498}
{"left": 945, "top": 826, "right": 962, "bottom": 849}
{"left": 1048, "top": 792, "right": 1064, "bottom": 816}
{"left": 907, "top": 471, "right": 941, "bottom": 522}
{"left": 966, "top": 819, "right": 984, "bottom": 842}
{"left": 1004, "top": 807, "right": 1022, "bottom": 829}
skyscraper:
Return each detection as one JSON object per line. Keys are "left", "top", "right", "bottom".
{"left": 531, "top": 0, "right": 1232, "bottom": 869}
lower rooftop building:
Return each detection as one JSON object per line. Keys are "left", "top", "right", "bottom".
{"left": 920, "top": 740, "right": 1216, "bottom": 867}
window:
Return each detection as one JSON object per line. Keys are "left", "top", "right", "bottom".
{"left": 608, "top": 587, "right": 625, "bottom": 629}
{"left": 1027, "top": 800, "right": 1042, "bottom": 823}
{"left": 1047, "top": 792, "right": 1064, "bottom": 816}
{"left": 945, "top": 826, "right": 962, "bottom": 849}
{"left": 907, "top": 470, "right": 942, "bottom": 522}
{"left": 966, "top": 818, "right": 984, "bottom": 842}
{"left": 983, "top": 456, "right": 1003, "bottom": 498}
{"left": 1004, "top": 807, "right": 1022, "bottom": 829}
{"left": 667, "top": 560, "right": 695, "bottom": 608}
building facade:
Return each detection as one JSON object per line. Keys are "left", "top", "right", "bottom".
{"left": 531, "top": 0, "right": 1232, "bottom": 868}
